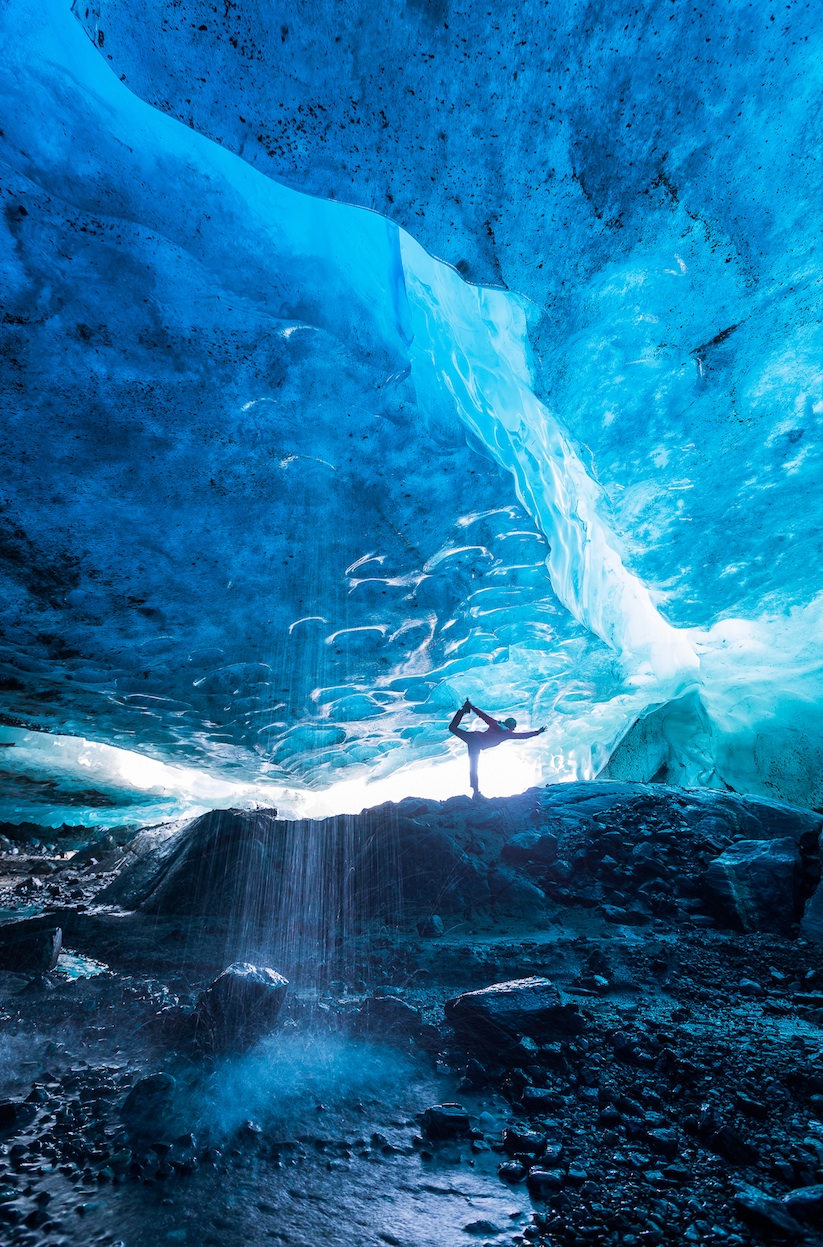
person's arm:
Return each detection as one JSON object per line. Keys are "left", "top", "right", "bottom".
{"left": 449, "top": 700, "right": 472, "bottom": 736}
{"left": 509, "top": 726, "right": 547, "bottom": 740}
{"left": 469, "top": 704, "right": 501, "bottom": 729}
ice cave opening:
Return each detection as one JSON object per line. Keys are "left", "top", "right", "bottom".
{"left": 0, "top": 0, "right": 821, "bottom": 829}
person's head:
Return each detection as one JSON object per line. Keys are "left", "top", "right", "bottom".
{"left": 502, "top": 717, "right": 516, "bottom": 731}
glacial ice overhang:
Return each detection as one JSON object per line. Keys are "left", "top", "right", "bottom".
{"left": 0, "top": 0, "right": 821, "bottom": 825}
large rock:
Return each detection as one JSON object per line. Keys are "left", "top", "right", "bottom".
{"left": 734, "top": 1185, "right": 805, "bottom": 1238}
{"left": 800, "top": 883, "right": 823, "bottom": 944}
{"left": 98, "top": 809, "right": 282, "bottom": 920}
{"left": 194, "top": 962, "right": 288, "bottom": 1050}
{"left": 702, "top": 838, "right": 801, "bottom": 934}
{"left": 0, "top": 1101, "right": 37, "bottom": 1136}
{"left": 99, "top": 804, "right": 496, "bottom": 925}
{"left": 445, "top": 977, "right": 584, "bottom": 1051}
{"left": 784, "top": 1185, "right": 823, "bottom": 1225}
{"left": 0, "top": 923, "right": 61, "bottom": 973}
{"left": 120, "top": 1072, "right": 177, "bottom": 1140}
{"left": 421, "top": 1104, "right": 471, "bottom": 1141}
{"left": 500, "top": 831, "right": 558, "bottom": 867}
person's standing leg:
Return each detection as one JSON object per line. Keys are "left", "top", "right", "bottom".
{"left": 468, "top": 742, "right": 480, "bottom": 797}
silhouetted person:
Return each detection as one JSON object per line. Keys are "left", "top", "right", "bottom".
{"left": 449, "top": 699, "right": 545, "bottom": 798}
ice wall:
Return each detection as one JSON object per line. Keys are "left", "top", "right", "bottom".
{"left": 0, "top": 0, "right": 821, "bottom": 822}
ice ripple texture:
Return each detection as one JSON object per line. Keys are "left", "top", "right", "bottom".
{"left": 0, "top": 0, "right": 821, "bottom": 821}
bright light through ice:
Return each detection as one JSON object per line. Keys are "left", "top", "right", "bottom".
{"left": 0, "top": 726, "right": 543, "bottom": 825}
{"left": 0, "top": 726, "right": 297, "bottom": 822}
{"left": 294, "top": 746, "right": 543, "bottom": 818}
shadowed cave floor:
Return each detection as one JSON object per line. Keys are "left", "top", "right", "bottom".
{"left": 1, "top": 783, "right": 823, "bottom": 1246}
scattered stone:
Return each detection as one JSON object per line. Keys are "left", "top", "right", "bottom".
{"left": 421, "top": 1104, "right": 471, "bottom": 1140}
{"left": 710, "top": 1122, "right": 757, "bottom": 1166}
{"left": 734, "top": 1185, "right": 805, "bottom": 1237}
{"left": 735, "top": 1094, "right": 769, "bottom": 1120}
{"left": 498, "top": 1161, "right": 526, "bottom": 1184}
{"left": 783, "top": 1184, "right": 823, "bottom": 1224}
{"left": 195, "top": 962, "right": 288, "bottom": 1049}
{"left": 527, "top": 1167, "right": 565, "bottom": 1198}
{"left": 647, "top": 1128, "right": 678, "bottom": 1159}
{"left": 521, "top": 1086, "right": 557, "bottom": 1112}
{"left": 548, "top": 859, "right": 574, "bottom": 884}
{"left": 500, "top": 831, "right": 558, "bottom": 867}
{"left": 0, "top": 1102, "right": 37, "bottom": 1136}
{"left": 445, "top": 977, "right": 583, "bottom": 1051}
{"left": 120, "top": 1074, "right": 177, "bottom": 1140}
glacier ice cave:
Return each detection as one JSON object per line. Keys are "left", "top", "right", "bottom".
{"left": 0, "top": 0, "right": 821, "bottom": 825}
{"left": 4, "top": 7, "right": 823, "bottom": 1247}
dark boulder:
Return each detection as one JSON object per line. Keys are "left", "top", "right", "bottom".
{"left": 98, "top": 809, "right": 282, "bottom": 920}
{"left": 445, "top": 977, "right": 583, "bottom": 1051}
{"left": 784, "top": 1185, "right": 823, "bottom": 1224}
{"left": 800, "top": 882, "right": 823, "bottom": 944}
{"left": 121, "top": 1072, "right": 177, "bottom": 1140}
{"left": 195, "top": 962, "right": 288, "bottom": 1050}
{"left": 703, "top": 838, "right": 801, "bottom": 934}
{"left": 647, "top": 1128, "right": 678, "bottom": 1159}
{"left": 0, "top": 1101, "right": 37, "bottom": 1136}
{"left": 421, "top": 1103, "right": 471, "bottom": 1140}
{"left": 0, "top": 924, "right": 61, "bottom": 973}
{"left": 734, "top": 1185, "right": 805, "bottom": 1238}
{"left": 500, "top": 831, "right": 558, "bottom": 867}
{"left": 527, "top": 1167, "right": 565, "bottom": 1198}
{"left": 521, "top": 1086, "right": 557, "bottom": 1112}
{"left": 503, "top": 1126, "right": 546, "bottom": 1158}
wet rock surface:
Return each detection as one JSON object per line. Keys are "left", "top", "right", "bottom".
{"left": 445, "top": 977, "right": 584, "bottom": 1051}
{"left": 0, "top": 925, "right": 62, "bottom": 974}
{"left": 704, "top": 838, "right": 805, "bottom": 935}
{"left": 1, "top": 782, "right": 823, "bottom": 1245}
{"left": 193, "top": 963, "right": 289, "bottom": 1052}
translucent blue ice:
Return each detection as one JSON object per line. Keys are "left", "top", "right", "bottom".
{"left": 0, "top": 0, "right": 821, "bottom": 823}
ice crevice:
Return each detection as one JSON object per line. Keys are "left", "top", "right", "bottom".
{"left": 0, "top": 0, "right": 821, "bottom": 821}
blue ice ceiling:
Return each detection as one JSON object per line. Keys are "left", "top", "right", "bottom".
{"left": 0, "top": 0, "right": 821, "bottom": 823}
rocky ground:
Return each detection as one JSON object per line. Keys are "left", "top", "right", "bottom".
{"left": 1, "top": 782, "right": 823, "bottom": 1246}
